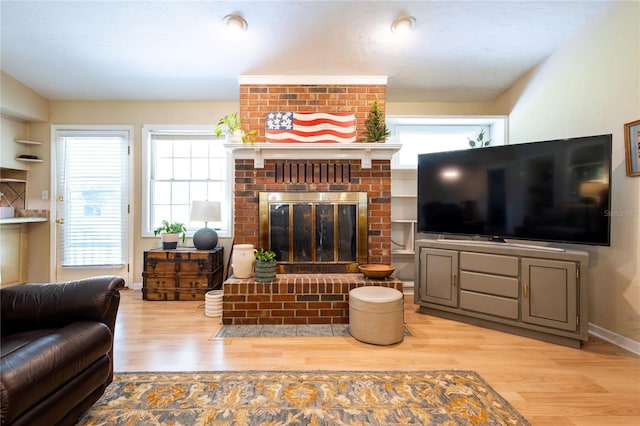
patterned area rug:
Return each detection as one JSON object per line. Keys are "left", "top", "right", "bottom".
{"left": 76, "top": 370, "right": 529, "bottom": 425}
{"left": 215, "top": 324, "right": 412, "bottom": 338}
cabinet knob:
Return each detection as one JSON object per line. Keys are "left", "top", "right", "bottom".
{"left": 452, "top": 274, "right": 457, "bottom": 287}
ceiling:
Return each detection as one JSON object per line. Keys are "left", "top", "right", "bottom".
{"left": 0, "top": 0, "right": 611, "bottom": 103}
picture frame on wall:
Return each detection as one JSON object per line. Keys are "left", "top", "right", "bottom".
{"left": 624, "top": 119, "right": 640, "bottom": 176}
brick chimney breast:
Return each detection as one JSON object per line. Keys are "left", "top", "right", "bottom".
{"left": 233, "top": 76, "right": 392, "bottom": 265}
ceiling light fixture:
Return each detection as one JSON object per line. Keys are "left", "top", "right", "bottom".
{"left": 391, "top": 15, "right": 416, "bottom": 34}
{"left": 224, "top": 14, "right": 248, "bottom": 33}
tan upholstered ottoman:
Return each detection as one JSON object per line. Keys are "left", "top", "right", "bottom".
{"left": 349, "top": 286, "right": 404, "bottom": 345}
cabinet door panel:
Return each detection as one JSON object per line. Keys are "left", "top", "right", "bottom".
{"left": 522, "top": 258, "right": 577, "bottom": 331}
{"left": 419, "top": 248, "right": 458, "bottom": 307}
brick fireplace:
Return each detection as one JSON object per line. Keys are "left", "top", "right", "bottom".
{"left": 222, "top": 76, "right": 403, "bottom": 325}
{"left": 232, "top": 77, "right": 394, "bottom": 259}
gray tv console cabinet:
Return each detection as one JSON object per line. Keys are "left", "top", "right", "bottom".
{"left": 414, "top": 239, "right": 589, "bottom": 348}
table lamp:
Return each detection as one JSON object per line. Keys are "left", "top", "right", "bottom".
{"left": 191, "top": 200, "right": 221, "bottom": 250}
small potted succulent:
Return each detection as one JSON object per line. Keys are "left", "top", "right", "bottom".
{"left": 153, "top": 220, "right": 187, "bottom": 249}
{"left": 254, "top": 248, "right": 277, "bottom": 282}
{"left": 214, "top": 112, "right": 257, "bottom": 144}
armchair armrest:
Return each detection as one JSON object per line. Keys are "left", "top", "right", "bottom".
{"left": 1, "top": 276, "right": 125, "bottom": 337}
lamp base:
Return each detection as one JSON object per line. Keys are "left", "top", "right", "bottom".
{"left": 193, "top": 227, "right": 218, "bottom": 250}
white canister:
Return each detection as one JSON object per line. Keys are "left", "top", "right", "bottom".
{"left": 205, "top": 290, "right": 224, "bottom": 318}
{"left": 231, "top": 244, "right": 256, "bottom": 278}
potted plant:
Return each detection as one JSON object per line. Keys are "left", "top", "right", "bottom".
{"left": 363, "top": 97, "right": 391, "bottom": 143}
{"left": 214, "top": 112, "right": 257, "bottom": 144}
{"left": 254, "top": 248, "right": 277, "bottom": 282}
{"left": 153, "top": 220, "right": 187, "bottom": 249}
{"left": 468, "top": 129, "right": 492, "bottom": 148}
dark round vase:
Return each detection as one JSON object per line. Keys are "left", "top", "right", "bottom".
{"left": 254, "top": 260, "right": 276, "bottom": 283}
{"left": 193, "top": 227, "right": 218, "bottom": 250}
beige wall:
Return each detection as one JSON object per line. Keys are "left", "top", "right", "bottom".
{"left": 496, "top": 1, "right": 640, "bottom": 343}
{"left": 1, "top": 71, "right": 49, "bottom": 122}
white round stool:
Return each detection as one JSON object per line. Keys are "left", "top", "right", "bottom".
{"left": 349, "top": 286, "right": 404, "bottom": 345}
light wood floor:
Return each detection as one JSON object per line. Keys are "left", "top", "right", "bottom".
{"left": 114, "top": 288, "right": 639, "bottom": 425}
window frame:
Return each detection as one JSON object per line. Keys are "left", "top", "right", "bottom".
{"left": 387, "top": 116, "right": 508, "bottom": 169}
{"left": 141, "top": 124, "right": 232, "bottom": 238}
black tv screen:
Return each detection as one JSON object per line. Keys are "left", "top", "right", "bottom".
{"left": 417, "top": 134, "right": 612, "bottom": 246}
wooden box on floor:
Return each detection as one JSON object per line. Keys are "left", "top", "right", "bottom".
{"left": 142, "top": 248, "right": 223, "bottom": 301}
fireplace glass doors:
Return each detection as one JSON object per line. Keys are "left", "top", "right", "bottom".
{"left": 259, "top": 192, "right": 368, "bottom": 273}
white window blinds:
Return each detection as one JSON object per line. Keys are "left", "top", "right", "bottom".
{"left": 56, "top": 131, "right": 129, "bottom": 267}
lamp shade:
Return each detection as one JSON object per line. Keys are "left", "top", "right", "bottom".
{"left": 191, "top": 201, "right": 221, "bottom": 250}
{"left": 190, "top": 200, "right": 221, "bottom": 224}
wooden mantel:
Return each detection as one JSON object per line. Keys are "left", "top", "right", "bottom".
{"left": 225, "top": 143, "right": 402, "bottom": 169}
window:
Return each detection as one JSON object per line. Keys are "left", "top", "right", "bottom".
{"left": 142, "top": 126, "right": 231, "bottom": 237}
{"left": 388, "top": 116, "right": 508, "bottom": 169}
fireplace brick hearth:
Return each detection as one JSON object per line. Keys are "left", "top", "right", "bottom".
{"left": 222, "top": 274, "right": 403, "bottom": 325}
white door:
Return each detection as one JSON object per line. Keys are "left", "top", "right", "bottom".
{"left": 53, "top": 127, "right": 132, "bottom": 283}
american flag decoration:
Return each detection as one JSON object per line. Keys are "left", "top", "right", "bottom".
{"left": 265, "top": 112, "right": 356, "bottom": 143}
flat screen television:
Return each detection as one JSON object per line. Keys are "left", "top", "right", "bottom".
{"left": 417, "top": 134, "right": 612, "bottom": 246}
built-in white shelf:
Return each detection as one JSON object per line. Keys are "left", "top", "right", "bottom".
{"left": 392, "top": 249, "right": 415, "bottom": 255}
{"left": 15, "top": 139, "right": 43, "bottom": 146}
{"left": 225, "top": 142, "right": 402, "bottom": 169}
{"left": 14, "top": 139, "right": 44, "bottom": 166}
{"left": 0, "top": 217, "right": 47, "bottom": 224}
{"left": 0, "top": 178, "right": 27, "bottom": 183}
{"left": 15, "top": 157, "right": 43, "bottom": 163}
{"left": 390, "top": 169, "right": 418, "bottom": 281}
{"left": 391, "top": 219, "right": 417, "bottom": 254}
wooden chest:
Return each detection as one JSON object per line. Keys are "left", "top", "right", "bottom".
{"left": 142, "top": 248, "right": 223, "bottom": 301}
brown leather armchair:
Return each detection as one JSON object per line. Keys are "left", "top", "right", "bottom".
{"left": 1, "top": 276, "right": 125, "bottom": 426}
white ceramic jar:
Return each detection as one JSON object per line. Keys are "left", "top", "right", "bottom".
{"left": 231, "top": 244, "right": 256, "bottom": 278}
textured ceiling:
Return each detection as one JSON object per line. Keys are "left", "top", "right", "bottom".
{"left": 0, "top": 0, "right": 611, "bottom": 102}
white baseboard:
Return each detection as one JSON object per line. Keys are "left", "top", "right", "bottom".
{"left": 588, "top": 322, "right": 640, "bottom": 355}
{"left": 129, "top": 282, "right": 142, "bottom": 290}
